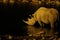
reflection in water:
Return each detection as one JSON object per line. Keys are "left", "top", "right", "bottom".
{"left": 0, "top": 26, "right": 59, "bottom": 40}
{"left": 27, "top": 25, "right": 41, "bottom": 37}
{"left": 27, "top": 25, "right": 59, "bottom": 39}
{"left": 27, "top": 26, "right": 50, "bottom": 36}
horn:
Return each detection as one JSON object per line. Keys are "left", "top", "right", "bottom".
{"left": 23, "top": 20, "right": 32, "bottom": 25}
{"left": 23, "top": 20, "right": 29, "bottom": 24}
{"left": 23, "top": 17, "right": 31, "bottom": 24}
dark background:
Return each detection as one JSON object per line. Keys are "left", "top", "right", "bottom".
{"left": 0, "top": 2, "right": 38, "bottom": 36}
{"left": 0, "top": 2, "right": 60, "bottom": 36}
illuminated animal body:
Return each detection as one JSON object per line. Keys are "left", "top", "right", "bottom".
{"left": 23, "top": 7, "right": 59, "bottom": 29}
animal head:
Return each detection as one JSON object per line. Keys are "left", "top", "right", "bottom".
{"left": 23, "top": 15, "right": 36, "bottom": 25}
